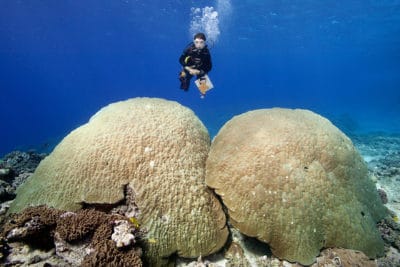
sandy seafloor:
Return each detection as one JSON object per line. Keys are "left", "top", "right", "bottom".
{"left": 1, "top": 132, "right": 400, "bottom": 266}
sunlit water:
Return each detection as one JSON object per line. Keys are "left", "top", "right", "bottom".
{"left": 0, "top": 0, "right": 399, "bottom": 156}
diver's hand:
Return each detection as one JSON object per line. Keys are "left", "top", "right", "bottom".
{"left": 184, "top": 66, "right": 193, "bottom": 72}
{"left": 185, "top": 66, "right": 200, "bottom": 76}
{"left": 189, "top": 69, "right": 201, "bottom": 75}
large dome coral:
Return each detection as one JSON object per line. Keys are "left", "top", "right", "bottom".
{"left": 9, "top": 97, "right": 228, "bottom": 265}
{"left": 205, "top": 108, "right": 386, "bottom": 265}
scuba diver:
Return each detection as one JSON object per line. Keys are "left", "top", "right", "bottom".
{"left": 179, "top": 33, "right": 212, "bottom": 92}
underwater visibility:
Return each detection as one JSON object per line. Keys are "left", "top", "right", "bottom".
{"left": 0, "top": 0, "right": 400, "bottom": 266}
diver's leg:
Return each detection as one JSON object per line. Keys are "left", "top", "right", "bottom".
{"left": 179, "top": 70, "right": 192, "bottom": 91}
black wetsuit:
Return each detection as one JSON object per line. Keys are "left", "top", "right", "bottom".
{"left": 179, "top": 42, "right": 212, "bottom": 91}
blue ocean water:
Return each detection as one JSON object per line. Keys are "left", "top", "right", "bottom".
{"left": 0, "top": 0, "right": 399, "bottom": 157}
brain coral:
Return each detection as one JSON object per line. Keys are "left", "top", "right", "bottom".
{"left": 205, "top": 108, "right": 386, "bottom": 265}
{"left": 9, "top": 97, "right": 228, "bottom": 264}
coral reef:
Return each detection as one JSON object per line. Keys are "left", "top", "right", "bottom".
{"left": 377, "top": 247, "right": 400, "bottom": 267}
{"left": 0, "top": 180, "right": 15, "bottom": 203}
{"left": 353, "top": 133, "right": 400, "bottom": 266}
{"left": 179, "top": 239, "right": 379, "bottom": 267}
{"left": 2, "top": 109, "right": 400, "bottom": 266}
{"left": 206, "top": 108, "right": 387, "bottom": 265}
{"left": 8, "top": 98, "right": 228, "bottom": 265}
{"left": 353, "top": 133, "right": 400, "bottom": 219}
{"left": 224, "top": 242, "right": 252, "bottom": 267}
{"left": 0, "top": 235, "right": 7, "bottom": 262}
{"left": 0, "top": 150, "right": 44, "bottom": 204}
{"left": 81, "top": 219, "right": 142, "bottom": 267}
{"left": 314, "top": 248, "right": 377, "bottom": 267}
{"left": 1, "top": 206, "right": 143, "bottom": 266}
{"left": 5, "top": 242, "right": 68, "bottom": 266}
{"left": 378, "top": 212, "right": 400, "bottom": 251}
{"left": 0, "top": 150, "right": 46, "bottom": 177}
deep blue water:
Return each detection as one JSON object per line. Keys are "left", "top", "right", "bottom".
{"left": 1, "top": 0, "right": 399, "bottom": 156}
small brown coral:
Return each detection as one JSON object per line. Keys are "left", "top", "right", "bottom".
{"left": 4, "top": 206, "right": 62, "bottom": 234}
{"left": 56, "top": 209, "right": 119, "bottom": 242}
{"left": 3, "top": 205, "right": 62, "bottom": 249}
{"left": 82, "top": 238, "right": 142, "bottom": 267}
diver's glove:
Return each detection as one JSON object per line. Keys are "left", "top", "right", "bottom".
{"left": 185, "top": 66, "right": 201, "bottom": 76}
{"left": 189, "top": 69, "right": 201, "bottom": 75}
{"left": 192, "top": 69, "right": 201, "bottom": 75}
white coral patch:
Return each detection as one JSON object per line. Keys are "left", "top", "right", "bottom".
{"left": 111, "top": 220, "right": 135, "bottom": 248}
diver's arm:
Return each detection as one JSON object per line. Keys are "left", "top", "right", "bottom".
{"left": 179, "top": 52, "right": 188, "bottom": 66}
{"left": 179, "top": 43, "right": 194, "bottom": 66}
{"left": 185, "top": 66, "right": 200, "bottom": 75}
